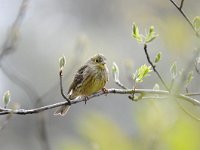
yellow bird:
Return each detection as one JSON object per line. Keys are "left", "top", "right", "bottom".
{"left": 54, "top": 54, "right": 109, "bottom": 116}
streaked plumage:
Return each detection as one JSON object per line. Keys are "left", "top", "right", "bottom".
{"left": 54, "top": 54, "right": 109, "bottom": 116}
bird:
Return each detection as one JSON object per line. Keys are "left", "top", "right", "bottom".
{"left": 54, "top": 54, "right": 109, "bottom": 116}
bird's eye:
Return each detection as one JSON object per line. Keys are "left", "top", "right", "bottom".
{"left": 95, "top": 59, "right": 100, "bottom": 63}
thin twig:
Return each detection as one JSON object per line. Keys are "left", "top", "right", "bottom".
{"left": 59, "top": 70, "right": 71, "bottom": 104}
{"left": 176, "top": 99, "right": 200, "bottom": 121}
{"left": 180, "top": 0, "right": 185, "bottom": 10}
{"left": 144, "top": 44, "right": 169, "bottom": 91}
{"left": 115, "top": 80, "right": 128, "bottom": 89}
{"left": 0, "top": 88, "right": 200, "bottom": 115}
{"left": 169, "top": 0, "right": 199, "bottom": 37}
{"left": 185, "top": 92, "right": 200, "bottom": 96}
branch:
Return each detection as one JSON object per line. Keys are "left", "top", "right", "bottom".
{"left": 144, "top": 44, "right": 169, "bottom": 91}
{"left": 169, "top": 0, "right": 199, "bottom": 37}
{"left": 0, "top": 88, "right": 199, "bottom": 115}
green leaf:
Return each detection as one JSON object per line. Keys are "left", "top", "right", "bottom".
{"left": 154, "top": 52, "right": 162, "bottom": 63}
{"left": 3, "top": 90, "right": 11, "bottom": 107}
{"left": 170, "top": 62, "right": 177, "bottom": 79}
{"left": 193, "top": 16, "right": 200, "bottom": 33}
{"left": 185, "top": 71, "right": 193, "bottom": 87}
{"left": 134, "top": 64, "right": 152, "bottom": 83}
{"left": 112, "top": 62, "right": 119, "bottom": 82}
{"left": 145, "top": 26, "right": 159, "bottom": 43}
{"left": 132, "top": 23, "right": 143, "bottom": 44}
{"left": 59, "top": 55, "right": 66, "bottom": 70}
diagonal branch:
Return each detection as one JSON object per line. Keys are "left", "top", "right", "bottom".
{"left": 169, "top": 0, "right": 199, "bottom": 37}
{"left": 144, "top": 44, "right": 169, "bottom": 91}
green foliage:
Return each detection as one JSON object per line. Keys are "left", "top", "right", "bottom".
{"left": 79, "top": 113, "right": 133, "bottom": 150}
{"left": 132, "top": 23, "right": 143, "bottom": 43}
{"left": 164, "top": 118, "right": 200, "bottom": 150}
{"left": 112, "top": 62, "right": 119, "bottom": 82}
{"left": 132, "top": 23, "right": 159, "bottom": 44}
{"left": 59, "top": 56, "right": 66, "bottom": 70}
{"left": 3, "top": 90, "right": 11, "bottom": 108}
{"left": 193, "top": 16, "right": 200, "bottom": 34}
{"left": 170, "top": 62, "right": 177, "bottom": 79}
{"left": 185, "top": 71, "right": 193, "bottom": 87}
{"left": 154, "top": 52, "right": 162, "bottom": 63}
{"left": 60, "top": 140, "right": 88, "bottom": 150}
{"left": 136, "top": 98, "right": 200, "bottom": 150}
{"left": 59, "top": 109, "right": 200, "bottom": 150}
{"left": 133, "top": 64, "right": 152, "bottom": 83}
{"left": 145, "top": 26, "right": 159, "bottom": 43}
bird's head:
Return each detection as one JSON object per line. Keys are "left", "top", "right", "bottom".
{"left": 87, "top": 54, "right": 107, "bottom": 69}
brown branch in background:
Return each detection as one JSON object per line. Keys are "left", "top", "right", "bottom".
{"left": 0, "top": 0, "right": 29, "bottom": 61}
{"left": 0, "top": 1, "right": 50, "bottom": 150}
{"left": 144, "top": 44, "right": 169, "bottom": 91}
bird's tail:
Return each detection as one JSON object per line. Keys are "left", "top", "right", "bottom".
{"left": 54, "top": 105, "right": 71, "bottom": 116}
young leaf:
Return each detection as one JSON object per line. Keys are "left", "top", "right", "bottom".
{"left": 185, "top": 71, "right": 193, "bottom": 87}
{"left": 59, "top": 56, "right": 66, "bottom": 70}
{"left": 170, "top": 62, "right": 177, "bottom": 79}
{"left": 154, "top": 52, "right": 161, "bottom": 63}
{"left": 132, "top": 23, "right": 143, "bottom": 44}
{"left": 193, "top": 16, "right": 200, "bottom": 33}
{"left": 112, "top": 62, "right": 119, "bottom": 82}
{"left": 3, "top": 90, "right": 11, "bottom": 108}
{"left": 135, "top": 64, "right": 152, "bottom": 83}
{"left": 145, "top": 26, "right": 159, "bottom": 43}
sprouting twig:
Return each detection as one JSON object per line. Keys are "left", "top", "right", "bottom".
{"left": 59, "top": 70, "right": 71, "bottom": 104}
{"left": 144, "top": 44, "right": 169, "bottom": 91}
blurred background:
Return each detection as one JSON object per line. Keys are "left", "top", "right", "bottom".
{"left": 0, "top": 0, "right": 200, "bottom": 150}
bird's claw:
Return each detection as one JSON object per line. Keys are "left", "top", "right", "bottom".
{"left": 102, "top": 87, "right": 108, "bottom": 95}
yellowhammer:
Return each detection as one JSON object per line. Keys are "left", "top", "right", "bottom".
{"left": 54, "top": 54, "right": 109, "bottom": 116}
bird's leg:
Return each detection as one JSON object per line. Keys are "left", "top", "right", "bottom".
{"left": 84, "top": 96, "right": 89, "bottom": 104}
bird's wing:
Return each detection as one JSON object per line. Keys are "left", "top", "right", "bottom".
{"left": 67, "top": 64, "right": 88, "bottom": 94}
